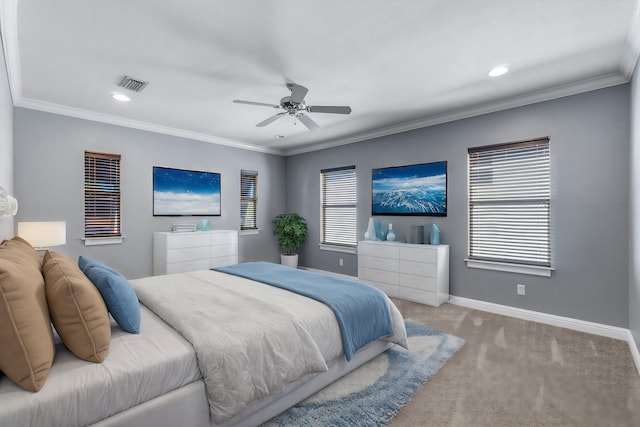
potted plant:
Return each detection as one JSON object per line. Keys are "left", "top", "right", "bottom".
{"left": 272, "top": 213, "right": 308, "bottom": 268}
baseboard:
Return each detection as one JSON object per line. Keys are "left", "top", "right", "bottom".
{"left": 300, "top": 266, "right": 357, "bottom": 280}
{"left": 449, "top": 296, "right": 640, "bottom": 375}
{"left": 629, "top": 331, "right": 640, "bottom": 376}
{"left": 448, "top": 296, "right": 629, "bottom": 341}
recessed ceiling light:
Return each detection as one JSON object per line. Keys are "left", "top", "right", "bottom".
{"left": 275, "top": 135, "right": 285, "bottom": 139}
{"left": 111, "top": 92, "right": 131, "bottom": 102}
{"left": 488, "top": 66, "right": 509, "bottom": 77}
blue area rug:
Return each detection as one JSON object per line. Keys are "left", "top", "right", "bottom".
{"left": 262, "top": 320, "right": 464, "bottom": 427}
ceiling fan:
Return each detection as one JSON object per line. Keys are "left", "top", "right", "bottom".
{"left": 233, "top": 83, "right": 352, "bottom": 131}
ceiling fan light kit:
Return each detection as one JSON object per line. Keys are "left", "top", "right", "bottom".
{"left": 233, "top": 83, "right": 352, "bottom": 131}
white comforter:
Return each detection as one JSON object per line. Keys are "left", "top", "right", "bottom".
{"left": 133, "top": 270, "right": 325, "bottom": 423}
{"left": 132, "top": 269, "right": 407, "bottom": 424}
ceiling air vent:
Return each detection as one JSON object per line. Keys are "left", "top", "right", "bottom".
{"left": 118, "top": 76, "right": 149, "bottom": 93}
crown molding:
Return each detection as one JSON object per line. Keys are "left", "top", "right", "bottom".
{"left": 14, "top": 97, "right": 284, "bottom": 155}
{"left": 621, "top": 0, "right": 640, "bottom": 78}
{"left": 0, "top": 0, "right": 21, "bottom": 102}
{"left": 283, "top": 72, "right": 628, "bottom": 156}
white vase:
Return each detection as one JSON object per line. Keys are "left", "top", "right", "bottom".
{"left": 386, "top": 224, "right": 396, "bottom": 241}
{"left": 365, "top": 217, "right": 377, "bottom": 240}
{"left": 280, "top": 254, "right": 299, "bottom": 268}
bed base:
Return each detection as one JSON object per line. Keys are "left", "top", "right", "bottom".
{"left": 91, "top": 340, "right": 392, "bottom": 427}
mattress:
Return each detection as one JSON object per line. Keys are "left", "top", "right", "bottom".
{"left": 0, "top": 305, "right": 202, "bottom": 427}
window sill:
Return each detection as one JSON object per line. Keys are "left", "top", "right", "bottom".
{"left": 239, "top": 229, "right": 259, "bottom": 236}
{"left": 465, "top": 259, "right": 553, "bottom": 277}
{"left": 83, "top": 236, "right": 124, "bottom": 246}
{"left": 319, "top": 244, "right": 357, "bottom": 254}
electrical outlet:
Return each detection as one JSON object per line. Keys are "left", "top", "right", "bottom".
{"left": 517, "top": 284, "right": 526, "bottom": 295}
{"left": 339, "top": 258, "right": 344, "bottom": 266}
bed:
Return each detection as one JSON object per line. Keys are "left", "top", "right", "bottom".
{"left": 0, "top": 239, "right": 408, "bottom": 427}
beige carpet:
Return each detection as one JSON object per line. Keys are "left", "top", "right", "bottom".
{"left": 388, "top": 299, "right": 640, "bottom": 427}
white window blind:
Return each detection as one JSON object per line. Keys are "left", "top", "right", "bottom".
{"left": 84, "top": 151, "right": 121, "bottom": 238}
{"left": 321, "top": 166, "right": 356, "bottom": 247}
{"left": 240, "top": 170, "right": 258, "bottom": 230}
{"left": 468, "top": 138, "right": 550, "bottom": 267}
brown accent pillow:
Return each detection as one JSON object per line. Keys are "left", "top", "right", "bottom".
{"left": 0, "top": 236, "right": 55, "bottom": 392}
{"left": 43, "top": 251, "right": 110, "bottom": 362}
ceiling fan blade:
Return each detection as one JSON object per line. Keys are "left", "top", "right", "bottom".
{"left": 306, "top": 105, "right": 352, "bottom": 114}
{"left": 233, "top": 100, "right": 280, "bottom": 108}
{"left": 297, "top": 114, "right": 319, "bottom": 131}
{"left": 256, "top": 112, "right": 286, "bottom": 127}
{"left": 288, "top": 83, "right": 308, "bottom": 104}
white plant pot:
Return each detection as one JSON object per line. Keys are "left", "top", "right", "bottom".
{"left": 280, "top": 254, "right": 299, "bottom": 268}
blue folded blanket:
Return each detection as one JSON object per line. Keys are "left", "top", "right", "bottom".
{"left": 214, "top": 262, "right": 394, "bottom": 361}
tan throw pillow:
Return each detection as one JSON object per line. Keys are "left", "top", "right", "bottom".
{"left": 43, "top": 251, "right": 110, "bottom": 362}
{"left": 0, "top": 236, "right": 55, "bottom": 392}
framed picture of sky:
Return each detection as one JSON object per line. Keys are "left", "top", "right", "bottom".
{"left": 153, "top": 166, "right": 221, "bottom": 216}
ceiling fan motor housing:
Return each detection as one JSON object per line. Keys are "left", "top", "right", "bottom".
{"left": 280, "top": 96, "right": 304, "bottom": 114}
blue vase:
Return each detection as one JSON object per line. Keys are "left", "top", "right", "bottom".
{"left": 429, "top": 224, "right": 440, "bottom": 245}
{"left": 375, "top": 220, "right": 387, "bottom": 241}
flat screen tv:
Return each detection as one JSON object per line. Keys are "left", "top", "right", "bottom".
{"left": 372, "top": 161, "right": 447, "bottom": 216}
{"left": 153, "top": 166, "right": 221, "bottom": 216}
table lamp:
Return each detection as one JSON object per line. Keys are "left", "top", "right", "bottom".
{"left": 17, "top": 221, "right": 67, "bottom": 251}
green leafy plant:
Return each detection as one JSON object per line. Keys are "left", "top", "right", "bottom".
{"left": 272, "top": 213, "right": 308, "bottom": 255}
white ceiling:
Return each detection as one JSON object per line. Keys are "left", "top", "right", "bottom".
{"left": 2, "top": 0, "right": 640, "bottom": 155}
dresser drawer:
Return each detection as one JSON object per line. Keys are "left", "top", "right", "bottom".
{"left": 212, "top": 231, "right": 238, "bottom": 245}
{"left": 399, "top": 246, "right": 437, "bottom": 263}
{"left": 358, "top": 243, "right": 399, "bottom": 259}
{"left": 357, "top": 241, "right": 448, "bottom": 308}
{"left": 166, "top": 259, "right": 211, "bottom": 274}
{"left": 165, "top": 233, "right": 210, "bottom": 249}
{"left": 358, "top": 266, "right": 399, "bottom": 285}
{"left": 399, "top": 273, "right": 437, "bottom": 292}
{"left": 211, "top": 244, "right": 238, "bottom": 258}
{"left": 154, "top": 230, "right": 239, "bottom": 276}
{"left": 166, "top": 246, "right": 210, "bottom": 263}
{"left": 398, "top": 287, "right": 438, "bottom": 306}
{"left": 358, "top": 255, "right": 399, "bottom": 272}
{"left": 399, "top": 260, "right": 437, "bottom": 277}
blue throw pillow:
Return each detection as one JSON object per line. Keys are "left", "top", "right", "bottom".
{"left": 78, "top": 256, "right": 140, "bottom": 334}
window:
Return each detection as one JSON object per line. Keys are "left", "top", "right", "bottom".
{"left": 240, "top": 170, "right": 258, "bottom": 231}
{"left": 467, "top": 138, "right": 551, "bottom": 275}
{"left": 320, "top": 166, "right": 357, "bottom": 249}
{"left": 84, "top": 151, "right": 122, "bottom": 243}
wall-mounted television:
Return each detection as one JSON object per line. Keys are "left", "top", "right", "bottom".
{"left": 372, "top": 161, "right": 447, "bottom": 216}
{"left": 153, "top": 166, "right": 221, "bottom": 216}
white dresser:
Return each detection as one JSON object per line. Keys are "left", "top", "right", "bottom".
{"left": 153, "top": 230, "right": 238, "bottom": 275}
{"left": 358, "top": 240, "right": 449, "bottom": 306}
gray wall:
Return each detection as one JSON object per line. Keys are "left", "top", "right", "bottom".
{"left": 0, "top": 35, "right": 14, "bottom": 240}
{"left": 287, "top": 85, "right": 630, "bottom": 328}
{"left": 14, "top": 108, "right": 286, "bottom": 278}
{"left": 630, "top": 57, "right": 640, "bottom": 346}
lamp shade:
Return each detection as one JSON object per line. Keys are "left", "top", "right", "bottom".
{"left": 17, "top": 222, "right": 67, "bottom": 249}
